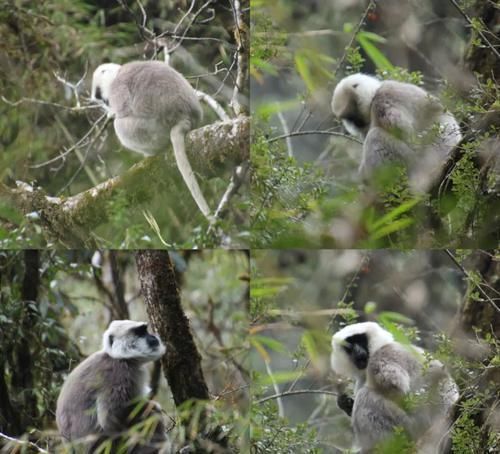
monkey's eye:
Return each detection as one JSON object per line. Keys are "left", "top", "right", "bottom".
{"left": 343, "top": 343, "right": 353, "bottom": 353}
{"left": 132, "top": 325, "right": 148, "bottom": 337}
{"left": 352, "top": 83, "right": 359, "bottom": 88}
{"left": 109, "top": 334, "right": 114, "bottom": 346}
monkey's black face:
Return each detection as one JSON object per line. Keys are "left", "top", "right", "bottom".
{"left": 344, "top": 113, "right": 368, "bottom": 130}
{"left": 93, "top": 86, "right": 109, "bottom": 105}
{"left": 132, "top": 324, "right": 160, "bottom": 349}
{"left": 343, "top": 333, "right": 369, "bottom": 370}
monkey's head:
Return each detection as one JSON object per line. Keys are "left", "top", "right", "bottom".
{"left": 331, "top": 322, "right": 393, "bottom": 378}
{"left": 331, "top": 73, "right": 382, "bottom": 139}
{"left": 103, "top": 320, "right": 166, "bottom": 362}
{"left": 91, "top": 63, "right": 122, "bottom": 105}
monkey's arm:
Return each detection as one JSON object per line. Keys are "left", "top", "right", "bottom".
{"left": 372, "top": 84, "right": 443, "bottom": 138}
{"left": 170, "top": 120, "right": 212, "bottom": 219}
{"left": 337, "top": 393, "right": 354, "bottom": 416}
{"left": 368, "top": 359, "right": 411, "bottom": 396}
{"left": 359, "top": 126, "right": 415, "bottom": 178}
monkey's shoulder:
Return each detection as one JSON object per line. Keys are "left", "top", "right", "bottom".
{"left": 68, "top": 352, "right": 145, "bottom": 389}
{"left": 367, "top": 343, "right": 423, "bottom": 394}
{"left": 371, "top": 343, "right": 422, "bottom": 370}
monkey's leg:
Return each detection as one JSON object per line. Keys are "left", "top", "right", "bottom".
{"left": 359, "top": 127, "right": 414, "bottom": 180}
{"left": 170, "top": 120, "right": 212, "bottom": 219}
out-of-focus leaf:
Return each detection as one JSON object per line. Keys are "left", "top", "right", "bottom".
{"left": 357, "top": 32, "right": 394, "bottom": 71}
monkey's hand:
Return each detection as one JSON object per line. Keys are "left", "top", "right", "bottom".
{"left": 337, "top": 393, "right": 354, "bottom": 417}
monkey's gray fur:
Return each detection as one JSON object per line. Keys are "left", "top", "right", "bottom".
{"left": 331, "top": 322, "right": 458, "bottom": 453}
{"left": 56, "top": 320, "right": 167, "bottom": 453}
{"left": 91, "top": 61, "right": 211, "bottom": 218}
{"left": 331, "top": 74, "right": 462, "bottom": 192}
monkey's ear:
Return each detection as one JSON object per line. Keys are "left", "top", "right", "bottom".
{"left": 132, "top": 324, "right": 148, "bottom": 337}
{"left": 108, "top": 334, "right": 114, "bottom": 346}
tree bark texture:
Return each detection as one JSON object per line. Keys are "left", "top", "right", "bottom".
{"left": 13, "top": 250, "right": 40, "bottom": 427}
{"left": 135, "top": 250, "right": 210, "bottom": 406}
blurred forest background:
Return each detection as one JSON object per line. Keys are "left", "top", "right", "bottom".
{"left": 250, "top": 0, "right": 500, "bottom": 248}
{"left": 0, "top": 249, "right": 250, "bottom": 452}
{"left": 250, "top": 249, "right": 500, "bottom": 453}
{"left": 0, "top": 0, "right": 250, "bottom": 249}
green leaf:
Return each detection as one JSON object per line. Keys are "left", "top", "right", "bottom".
{"left": 370, "top": 218, "right": 414, "bottom": 240}
{"left": 255, "top": 370, "right": 304, "bottom": 386}
{"left": 356, "top": 34, "right": 394, "bottom": 71}
{"left": 369, "top": 198, "right": 421, "bottom": 231}
{"left": 252, "top": 335, "right": 287, "bottom": 354}
{"left": 294, "top": 52, "right": 315, "bottom": 92}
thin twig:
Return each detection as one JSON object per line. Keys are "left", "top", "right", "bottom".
{"left": 1, "top": 95, "right": 98, "bottom": 112}
{"left": 264, "top": 361, "right": 284, "bottom": 417}
{"left": 208, "top": 160, "right": 249, "bottom": 235}
{"left": 165, "top": 0, "right": 215, "bottom": 53}
{"left": 30, "top": 113, "right": 109, "bottom": 169}
{"left": 229, "top": 0, "right": 248, "bottom": 115}
{"left": 448, "top": 0, "right": 500, "bottom": 60}
{"left": 333, "top": 0, "right": 375, "bottom": 77}
{"left": 267, "top": 130, "right": 363, "bottom": 144}
{"left": 444, "top": 250, "right": 500, "bottom": 313}
{"left": 0, "top": 431, "right": 49, "bottom": 453}
{"left": 257, "top": 389, "right": 338, "bottom": 405}
{"left": 277, "top": 112, "right": 294, "bottom": 158}
{"left": 195, "top": 90, "right": 230, "bottom": 121}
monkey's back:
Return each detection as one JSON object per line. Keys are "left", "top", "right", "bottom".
{"left": 56, "top": 351, "right": 145, "bottom": 441}
{"left": 371, "top": 81, "right": 444, "bottom": 135}
{"left": 108, "top": 61, "right": 202, "bottom": 154}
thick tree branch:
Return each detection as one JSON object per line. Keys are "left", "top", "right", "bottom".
{"left": 135, "top": 251, "right": 228, "bottom": 450}
{"left": 0, "top": 117, "right": 249, "bottom": 247}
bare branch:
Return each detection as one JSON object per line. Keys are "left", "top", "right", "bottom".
{"left": 444, "top": 249, "right": 500, "bottom": 313}
{"left": 212, "top": 160, "right": 249, "bottom": 222}
{"left": 267, "top": 130, "right": 363, "bottom": 144}
{"left": 0, "top": 431, "right": 49, "bottom": 453}
{"left": 448, "top": 0, "right": 500, "bottom": 60}
{"left": 256, "top": 389, "right": 338, "bottom": 405}
{"left": 333, "top": 0, "right": 375, "bottom": 77}
{"left": 196, "top": 90, "right": 230, "bottom": 121}
{"left": 230, "top": 0, "right": 249, "bottom": 116}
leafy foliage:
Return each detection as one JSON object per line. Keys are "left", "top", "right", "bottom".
{"left": 250, "top": 0, "right": 499, "bottom": 248}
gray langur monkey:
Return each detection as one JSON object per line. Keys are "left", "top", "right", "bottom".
{"left": 331, "top": 74, "right": 462, "bottom": 192}
{"left": 331, "top": 322, "right": 459, "bottom": 454}
{"left": 56, "top": 320, "right": 167, "bottom": 453}
{"left": 91, "top": 61, "right": 212, "bottom": 219}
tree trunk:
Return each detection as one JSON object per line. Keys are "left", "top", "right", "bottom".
{"left": 135, "top": 250, "right": 210, "bottom": 406}
{"left": 12, "top": 250, "right": 40, "bottom": 429}
{"left": 135, "top": 250, "right": 229, "bottom": 451}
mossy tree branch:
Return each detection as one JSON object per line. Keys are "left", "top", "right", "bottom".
{"left": 0, "top": 117, "right": 249, "bottom": 247}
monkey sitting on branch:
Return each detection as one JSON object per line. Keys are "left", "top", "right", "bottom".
{"left": 56, "top": 320, "right": 168, "bottom": 453}
{"left": 91, "top": 60, "right": 212, "bottom": 220}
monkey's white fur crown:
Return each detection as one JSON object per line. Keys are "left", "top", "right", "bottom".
{"left": 103, "top": 320, "right": 166, "bottom": 362}
{"left": 331, "top": 322, "right": 394, "bottom": 378}
{"left": 91, "top": 63, "right": 122, "bottom": 104}
{"left": 331, "top": 73, "right": 382, "bottom": 119}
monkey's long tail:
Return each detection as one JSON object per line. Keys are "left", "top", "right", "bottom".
{"left": 170, "top": 121, "right": 212, "bottom": 220}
